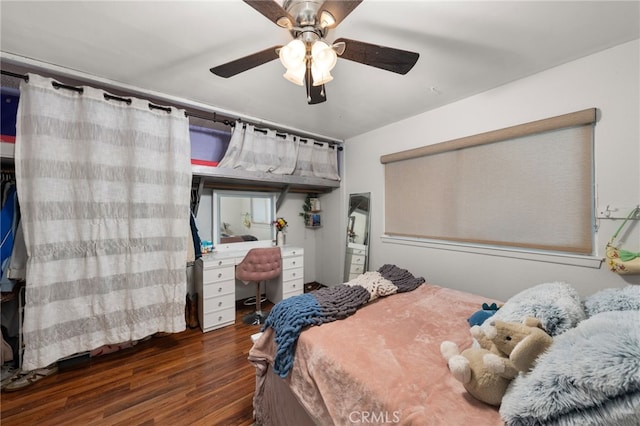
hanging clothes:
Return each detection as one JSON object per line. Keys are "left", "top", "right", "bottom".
{"left": 190, "top": 211, "right": 202, "bottom": 260}
{"left": 0, "top": 184, "right": 18, "bottom": 291}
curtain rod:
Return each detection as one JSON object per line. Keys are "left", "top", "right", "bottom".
{"left": 2, "top": 71, "right": 221, "bottom": 117}
{"left": 1, "top": 69, "right": 343, "bottom": 150}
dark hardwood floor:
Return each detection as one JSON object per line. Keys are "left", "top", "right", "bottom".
{"left": 0, "top": 301, "right": 273, "bottom": 425}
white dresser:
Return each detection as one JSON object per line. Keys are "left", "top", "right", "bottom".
{"left": 195, "top": 244, "right": 304, "bottom": 332}
{"left": 266, "top": 247, "right": 304, "bottom": 304}
{"left": 194, "top": 256, "right": 236, "bottom": 332}
{"left": 345, "top": 243, "right": 367, "bottom": 281}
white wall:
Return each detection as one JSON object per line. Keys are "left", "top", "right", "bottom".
{"left": 327, "top": 39, "right": 640, "bottom": 301}
{"left": 274, "top": 193, "right": 318, "bottom": 282}
{"left": 272, "top": 189, "right": 347, "bottom": 287}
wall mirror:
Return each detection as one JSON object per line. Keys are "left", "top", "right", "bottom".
{"left": 344, "top": 192, "right": 371, "bottom": 282}
{"left": 213, "top": 190, "right": 276, "bottom": 246}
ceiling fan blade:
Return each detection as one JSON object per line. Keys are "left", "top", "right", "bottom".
{"left": 318, "top": 0, "right": 363, "bottom": 28}
{"left": 210, "top": 46, "right": 281, "bottom": 78}
{"left": 243, "top": 0, "right": 295, "bottom": 28}
{"left": 305, "top": 68, "right": 327, "bottom": 105}
{"left": 334, "top": 38, "right": 419, "bottom": 75}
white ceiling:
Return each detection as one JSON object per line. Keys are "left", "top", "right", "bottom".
{"left": 1, "top": 1, "right": 638, "bottom": 141}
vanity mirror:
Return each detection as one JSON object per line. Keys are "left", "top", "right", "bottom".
{"left": 213, "top": 190, "right": 277, "bottom": 246}
{"left": 344, "top": 192, "right": 371, "bottom": 282}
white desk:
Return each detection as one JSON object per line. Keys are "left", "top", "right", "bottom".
{"left": 195, "top": 244, "right": 304, "bottom": 332}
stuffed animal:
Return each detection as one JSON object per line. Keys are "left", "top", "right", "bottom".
{"left": 467, "top": 302, "right": 501, "bottom": 326}
{"left": 440, "top": 317, "right": 553, "bottom": 406}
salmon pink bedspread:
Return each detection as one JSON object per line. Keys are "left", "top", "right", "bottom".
{"left": 249, "top": 283, "right": 503, "bottom": 425}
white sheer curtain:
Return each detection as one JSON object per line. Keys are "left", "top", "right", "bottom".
{"left": 218, "top": 121, "right": 340, "bottom": 180}
{"left": 218, "top": 122, "right": 297, "bottom": 174}
{"left": 292, "top": 139, "right": 340, "bottom": 180}
{"left": 16, "top": 74, "right": 192, "bottom": 371}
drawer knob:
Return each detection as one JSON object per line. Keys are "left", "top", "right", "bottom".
{"left": 218, "top": 287, "right": 222, "bottom": 292}
{"left": 218, "top": 260, "right": 222, "bottom": 266}
{"left": 292, "top": 283, "right": 296, "bottom": 288}
{"left": 292, "top": 272, "right": 296, "bottom": 277}
{"left": 218, "top": 273, "right": 222, "bottom": 278}
{"left": 218, "top": 301, "right": 222, "bottom": 307}
{"left": 218, "top": 315, "right": 222, "bottom": 321}
{"left": 292, "top": 261, "right": 296, "bottom": 265}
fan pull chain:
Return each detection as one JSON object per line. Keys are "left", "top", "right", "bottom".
{"left": 306, "top": 63, "right": 312, "bottom": 103}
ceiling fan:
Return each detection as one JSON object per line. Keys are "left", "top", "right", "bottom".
{"left": 210, "top": 0, "right": 419, "bottom": 105}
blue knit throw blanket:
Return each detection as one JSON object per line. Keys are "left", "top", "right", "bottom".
{"left": 262, "top": 264, "right": 425, "bottom": 377}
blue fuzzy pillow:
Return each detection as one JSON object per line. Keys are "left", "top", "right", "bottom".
{"left": 584, "top": 285, "right": 640, "bottom": 317}
{"left": 500, "top": 310, "right": 640, "bottom": 426}
{"left": 484, "top": 282, "right": 585, "bottom": 336}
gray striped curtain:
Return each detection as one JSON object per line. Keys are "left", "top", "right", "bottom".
{"left": 16, "top": 74, "right": 192, "bottom": 371}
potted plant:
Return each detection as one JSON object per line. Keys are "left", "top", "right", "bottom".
{"left": 300, "top": 194, "right": 313, "bottom": 226}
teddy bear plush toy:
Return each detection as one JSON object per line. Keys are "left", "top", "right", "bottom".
{"left": 440, "top": 317, "right": 553, "bottom": 406}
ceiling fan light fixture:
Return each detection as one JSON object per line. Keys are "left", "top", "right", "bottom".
{"left": 210, "top": 1, "right": 417, "bottom": 104}
{"left": 319, "top": 10, "right": 336, "bottom": 29}
{"left": 283, "top": 63, "right": 306, "bottom": 86}
{"left": 311, "top": 63, "right": 333, "bottom": 86}
{"left": 311, "top": 40, "right": 338, "bottom": 72}
{"left": 279, "top": 39, "right": 306, "bottom": 70}
{"left": 276, "top": 16, "right": 292, "bottom": 29}
{"left": 332, "top": 41, "right": 346, "bottom": 56}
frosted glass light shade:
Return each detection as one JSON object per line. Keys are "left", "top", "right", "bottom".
{"left": 283, "top": 63, "right": 306, "bottom": 86}
{"left": 311, "top": 40, "right": 337, "bottom": 72}
{"left": 319, "top": 10, "right": 336, "bottom": 28}
{"left": 279, "top": 39, "right": 306, "bottom": 70}
{"left": 311, "top": 63, "right": 333, "bottom": 86}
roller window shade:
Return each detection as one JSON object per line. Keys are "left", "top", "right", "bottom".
{"left": 382, "top": 108, "right": 596, "bottom": 254}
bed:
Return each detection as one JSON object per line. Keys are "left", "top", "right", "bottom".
{"left": 249, "top": 268, "right": 503, "bottom": 425}
{"left": 249, "top": 270, "right": 640, "bottom": 426}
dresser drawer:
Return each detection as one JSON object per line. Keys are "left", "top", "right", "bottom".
{"left": 282, "top": 277, "right": 303, "bottom": 294}
{"left": 283, "top": 288, "right": 303, "bottom": 300}
{"left": 350, "top": 254, "right": 365, "bottom": 266}
{"left": 203, "top": 265, "right": 235, "bottom": 283}
{"left": 202, "top": 292, "right": 235, "bottom": 314}
{"left": 202, "top": 308, "right": 235, "bottom": 330}
{"left": 202, "top": 257, "right": 236, "bottom": 268}
{"left": 203, "top": 280, "right": 234, "bottom": 297}
{"left": 283, "top": 248, "right": 304, "bottom": 258}
{"left": 350, "top": 263, "right": 365, "bottom": 275}
{"left": 282, "top": 256, "right": 302, "bottom": 270}
{"left": 350, "top": 248, "right": 366, "bottom": 256}
{"left": 282, "top": 267, "right": 303, "bottom": 282}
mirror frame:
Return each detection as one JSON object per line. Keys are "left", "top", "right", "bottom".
{"left": 344, "top": 192, "right": 371, "bottom": 281}
{"left": 213, "top": 190, "right": 277, "bottom": 249}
